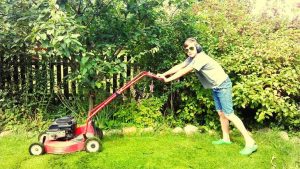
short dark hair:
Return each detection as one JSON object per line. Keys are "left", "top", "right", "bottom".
{"left": 183, "top": 38, "right": 198, "bottom": 48}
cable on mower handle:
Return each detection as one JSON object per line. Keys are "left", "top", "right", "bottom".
{"left": 84, "top": 71, "right": 164, "bottom": 134}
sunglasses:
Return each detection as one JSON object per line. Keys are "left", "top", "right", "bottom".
{"left": 184, "top": 46, "right": 195, "bottom": 53}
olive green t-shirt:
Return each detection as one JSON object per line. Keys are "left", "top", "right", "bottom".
{"left": 184, "top": 52, "right": 228, "bottom": 89}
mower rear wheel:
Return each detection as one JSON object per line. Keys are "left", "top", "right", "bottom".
{"left": 29, "top": 143, "right": 45, "bottom": 155}
{"left": 85, "top": 137, "right": 102, "bottom": 153}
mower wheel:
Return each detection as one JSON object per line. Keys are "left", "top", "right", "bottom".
{"left": 95, "top": 127, "right": 104, "bottom": 140}
{"left": 38, "top": 132, "right": 47, "bottom": 143}
{"left": 85, "top": 137, "right": 102, "bottom": 153}
{"left": 29, "top": 143, "right": 45, "bottom": 155}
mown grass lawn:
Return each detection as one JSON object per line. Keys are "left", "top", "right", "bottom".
{"left": 0, "top": 129, "right": 299, "bottom": 169}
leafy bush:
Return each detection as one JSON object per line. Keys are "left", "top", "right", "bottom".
{"left": 113, "top": 97, "right": 164, "bottom": 127}
{"left": 169, "top": 0, "right": 300, "bottom": 129}
{"left": 0, "top": 0, "right": 299, "bottom": 131}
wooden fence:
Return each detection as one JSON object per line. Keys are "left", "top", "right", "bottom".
{"left": 0, "top": 52, "right": 136, "bottom": 101}
{"left": 0, "top": 53, "right": 75, "bottom": 99}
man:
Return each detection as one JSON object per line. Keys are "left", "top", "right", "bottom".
{"left": 157, "top": 38, "right": 257, "bottom": 155}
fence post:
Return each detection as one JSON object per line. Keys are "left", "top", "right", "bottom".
{"left": 49, "top": 56, "right": 54, "bottom": 95}
{"left": 20, "top": 51, "right": 26, "bottom": 91}
{"left": 0, "top": 52, "right": 3, "bottom": 90}
{"left": 63, "top": 57, "right": 69, "bottom": 99}
{"left": 70, "top": 55, "right": 77, "bottom": 96}
{"left": 6, "top": 56, "right": 12, "bottom": 93}
{"left": 34, "top": 54, "right": 40, "bottom": 94}
{"left": 41, "top": 55, "right": 48, "bottom": 95}
{"left": 56, "top": 55, "right": 62, "bottom": 95}
{"left": 28, "top": 55, "right": 34, "bottom": 93}
{"left": 13, "top": 55, "right": 19, "bottom": 93}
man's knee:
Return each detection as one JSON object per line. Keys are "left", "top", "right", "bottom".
{"left": 224, "top": 112, "right": 235, "bottom": 120}
{"left": 218, "top": 111, "right": 226, "bottom": 119}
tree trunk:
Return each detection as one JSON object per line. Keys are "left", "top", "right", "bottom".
{"left": 88, "top": 92, "right": 95, "bottom": 112}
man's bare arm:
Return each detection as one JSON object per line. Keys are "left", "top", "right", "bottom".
{"left": 165, "top": 66, "right": 193, "bottom": 82}
{"left": 160, "top": 61, "right": 189, "bottom": 77}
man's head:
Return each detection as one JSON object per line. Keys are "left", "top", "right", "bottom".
{"left": 183, "top": 38, "right": 202, "bottom": 57}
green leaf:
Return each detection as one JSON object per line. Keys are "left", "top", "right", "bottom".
{"left": 71, "top": 34, "right": 80, "bottom": 38}
{"left": 95, "top": 82, "right": 102, "bottom": 88}
{"left": 257, "top": 111, "right": 266, "bottom": 122}
{"left": 81, "top": 57, "right": 89, "bottom": 65}
{"left": 57, "top": 36, "right": 64, "bottom": 41}
{"left": 71, "top": 39, "right": 82, "bottom": 46}
{"left": 40, "top": 33, "right": 47, "bottom": 40}
{"left": 47, "top": 29, "right": 53, "bottom": 35}
{"left": 82, "top": 68, "right": 87, "bottom": 75}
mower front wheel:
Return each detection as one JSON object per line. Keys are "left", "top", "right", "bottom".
{"left": 29, "top": 143, "right": 45, "bottom": 155}
{"left": 85, "top": 137, "right": 102, "bottom": 153}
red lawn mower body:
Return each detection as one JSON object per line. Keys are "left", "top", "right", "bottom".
{"left": 29, "top": 71, "right": 163, "bottom": 155}
{"left": 42, "top": 122, "right": 94, "bottom": 154}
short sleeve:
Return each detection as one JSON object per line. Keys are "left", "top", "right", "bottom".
{"left": 187, "top": 54, "right": 207, "bottom": 71}
{"left": 183, "top": 57, "right": 193, "bottom": 67}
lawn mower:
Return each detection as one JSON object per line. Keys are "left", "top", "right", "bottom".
{"left": 29, "top": 71, "right": 163, "bottom": 155}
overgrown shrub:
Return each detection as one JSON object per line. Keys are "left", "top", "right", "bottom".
{"left": 0, "top": 0, "right": 299, "bottom": 131}
{"left": 113, "top": 97, "right": 164, "bottom": 127}
{"left": 169, "top": 0, "right": 300, "bottom": 130}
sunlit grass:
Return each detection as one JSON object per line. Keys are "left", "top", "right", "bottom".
{"left": 0, "top": 130, "right": 299, "bottom": 169}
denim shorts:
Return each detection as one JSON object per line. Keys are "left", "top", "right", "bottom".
{"left": 212, "top": 77, "right": 234, "bottom": 115}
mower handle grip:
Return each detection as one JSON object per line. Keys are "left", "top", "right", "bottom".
{"left": 144, "top": 71, "right": 165, "bottom": 82}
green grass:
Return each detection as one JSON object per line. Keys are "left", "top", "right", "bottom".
{"left": 0, "top": 130, "right": 299, "bottom": 169}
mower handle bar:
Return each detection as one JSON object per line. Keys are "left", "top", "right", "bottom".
{"left": 84, "top": 71, "right": 164, "bottom": 134}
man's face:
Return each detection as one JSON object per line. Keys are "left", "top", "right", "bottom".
{"left": 184, "top": 43, "right": 197, "bottom": 57}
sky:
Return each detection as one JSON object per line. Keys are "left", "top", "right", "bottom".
{"left": 250, "top": 0, "right": 300, "bottom": 20}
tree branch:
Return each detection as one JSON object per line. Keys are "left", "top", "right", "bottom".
{"left": 113, "top": 46, "right": 124, "bottom": 57}
{"left": 77, "top": 0, "right": 82, "bottom": 15}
